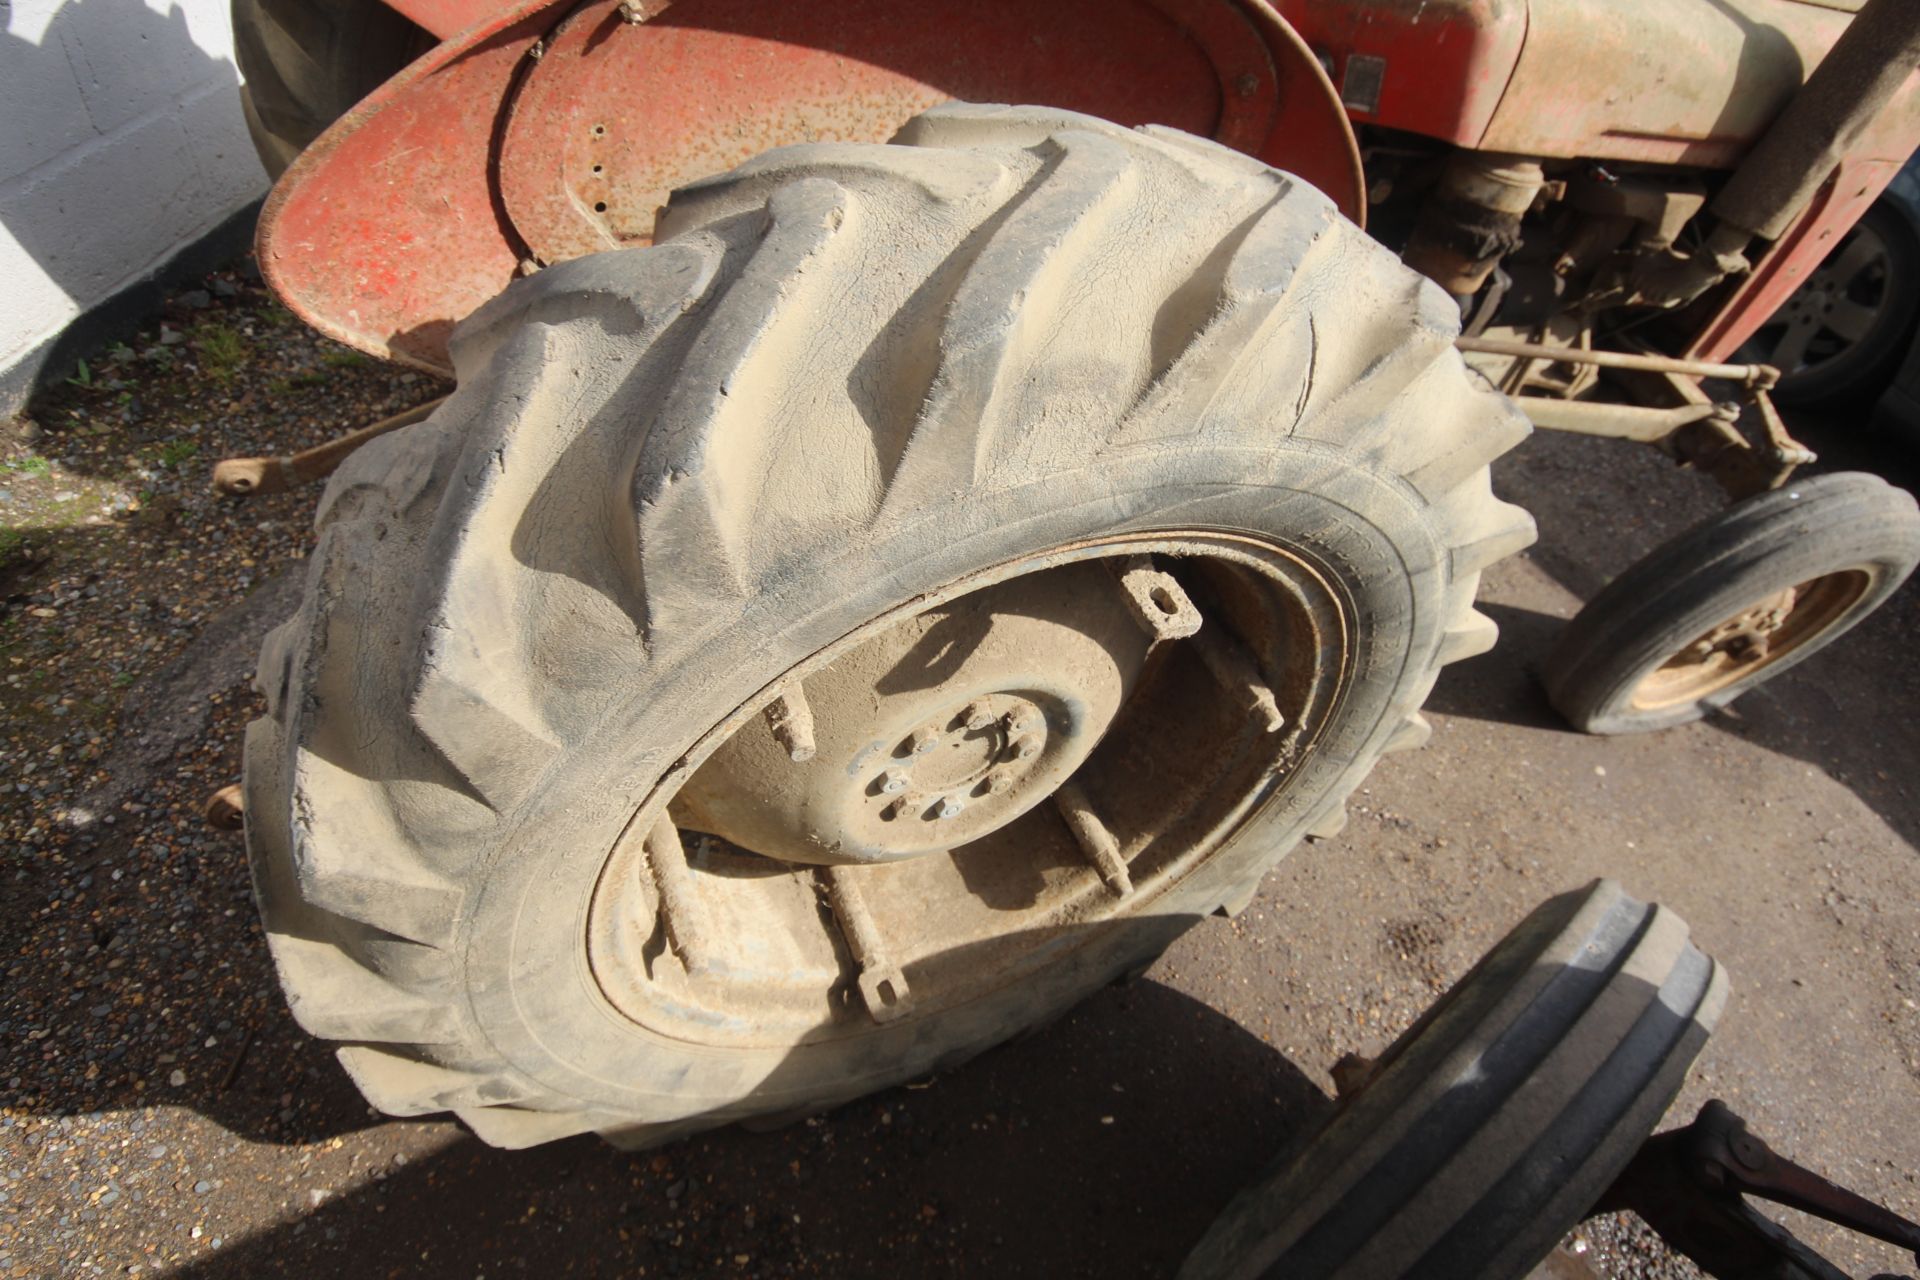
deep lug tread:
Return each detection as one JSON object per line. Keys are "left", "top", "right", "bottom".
{"left": 246, "top": 103, "right": 1536, "bottom": 1146}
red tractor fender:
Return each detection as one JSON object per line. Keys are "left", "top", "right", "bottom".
{"left": 260, "top": 0, "right": 1366, "bottom": 373}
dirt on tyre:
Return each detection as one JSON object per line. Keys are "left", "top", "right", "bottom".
{"left": 1545, "top": 472, "right": 1920, "bottom": 735}
{"left": 230, "top": 0, "right": 423, "bottom": 178}
{"left": 243, "top": 103, "right": 1535, "bottom": 1149}
{"left": 1180, "top": 879, "right": 1727, "bottom": 1280}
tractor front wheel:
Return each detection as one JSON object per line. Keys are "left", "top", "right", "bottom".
{"left": 1545, "top": 472, "right": 1920, "bottom": 735}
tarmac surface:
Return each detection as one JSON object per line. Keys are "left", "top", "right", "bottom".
{"left": 5, "top": 307, "right": 1919, "bottom": 1278}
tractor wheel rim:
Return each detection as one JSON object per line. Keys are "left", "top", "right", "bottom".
{"left": 1628, "top": 569, "right": 1871, "bottom": 711}
{"left": 585, "top": 531, "right": 1353, "bottom": 1048}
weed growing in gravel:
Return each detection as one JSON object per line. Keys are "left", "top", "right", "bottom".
{"left": 65, "top": 359, "right": 94, "bottom": 389}
{"left": 267, "top": 371, "right": 330, "bottom": 396}
{"left": 195, "top": 324, "right": 248, "bottom": 382}
{"left": 323, "top": 350, "right": 371, "bottom": 369}
{"left": 157, "top": 438, "right": 201, "bottom": 469}
{"left": 0, "top": 529, "right": 23, "bottom": 567}
{"left": 3, "top": 454, "right": 51, "bottom": 476}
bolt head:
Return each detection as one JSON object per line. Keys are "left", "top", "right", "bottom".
{"left": 961, "top": 700, "right": 996, "bottom": 731}
{"left": 1003, "top": 708, "right": 1040, "bottom": 736}
{"left": 1006, "top": 734, "right": 1041, "bottom": 762}
{"left": 984, "top": 769, "right": 1015, "bottom": 796}
{"left": 907, "top": 727, "right": 940, "bottom": 756}
{"left": 935, "top": 795, "right": 965, "bottom": 820}
{"left": 878, "top": 769, "right": 911, "bottom": 794}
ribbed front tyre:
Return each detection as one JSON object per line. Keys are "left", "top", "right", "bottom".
{"left": 243, "top": 105, "right": 1535, "bottom": 1149}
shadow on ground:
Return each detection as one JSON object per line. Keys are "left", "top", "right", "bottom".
{"left": 167, "top": 977, "right": 1331, "bottom": 1279}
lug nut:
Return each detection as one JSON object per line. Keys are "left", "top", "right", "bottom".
{"left": 961, "top": 699, "right": 996, "bottom": 731}
{"left": 878, "top": 769, "right": 912, "bottom": 794}
{"left": 907, "top": 727, "right": 940, "bottom": 756}
{"left": 983, "top": 769, "right": 1015, "bottom": 796}
{"left": 1006, "top": 734, "right": 1041, "bottom": 762}
{"left": 881, "top": 797, "right": 907, "bottom": 821}
{"left": 934, "top": 794, "right": 965, "bottom": 820}
{"left": 1004, "top": 708, "right": 1040, "bottom": 736}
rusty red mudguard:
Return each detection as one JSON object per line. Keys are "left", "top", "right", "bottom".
{"left": 260, "top": 0, "right": 1365, "bottom": 373}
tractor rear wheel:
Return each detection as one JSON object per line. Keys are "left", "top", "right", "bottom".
{"left": 243, "top": 105, "right": 1534, "bottom": 1149}
{"left": 231, "top": 0, "right": 424, "bottom": 178}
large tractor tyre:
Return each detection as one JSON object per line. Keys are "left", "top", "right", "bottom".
{"left": 231, "top": 0, "right": 424, "bottom": 178}
{"left": 1180, "top": 880, "right": 1727, "bottom": 1280}
{"left": 244, "top": 104, "right": 1535, "bottom": 1150}
{"left": 1545, "top": 472, "right": 1920, "bottom": 735}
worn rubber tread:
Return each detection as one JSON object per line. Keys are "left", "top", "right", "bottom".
{"left": 1180, "top": 880, "right": 1726, "bottom": 1280}
{"left": 246, "top": 104, "right": 1534, "bottom": 1146}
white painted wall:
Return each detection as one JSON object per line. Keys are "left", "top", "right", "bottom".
{"left": 1, "top": 0, "right": 266, "bottom": 389}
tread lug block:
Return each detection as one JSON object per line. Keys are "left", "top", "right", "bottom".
{"left": 337, "top": 1046, "right": 544, "bottom": 1117}
{"left": 661, "top": 142, "right": 1014, "bottom": 233}
{"left": 632, "top": 181, "right": 861, "bottom": 633}
{"left": 287, "top": 786, "right": 461, "bottom": 948}
{"left": 881, "top": 131, "right": 1145, "bottom": 513}
{"left": 267, "top": 934, "right": 458, "bottom": 1044}
{"left": 1438, "top": 608, "right": 1500, "bottom": 665}
{"left": 406, "top": 664, "right": 561, "bottom": 814}
{"left": 1305, "top": 805, "right": 1349, "bottom": 841}
{"left": 1114, "top": 190, "right": 1337, "bottom": 448}
{"left": 458, "top": 1106, "right": 611, "bottom": 1150}
{"left": 1383, "top": 712, "right": 1433, "bottom": 755}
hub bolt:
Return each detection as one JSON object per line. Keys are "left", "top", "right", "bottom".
{"left": 983, "top": 769, "right": 1015, "bottom": 796}
{"left": 934, "top": 794, "right": 965, "bottom": 820}
{"left": 1004, "top": 708, "right": 1040, "bottom": 736}
{"left": 1006, "top": 734, "right": 1041, "bottom": 762}
{"left": 907, "top": 727, "right": 940, "bottom": 756}
{"left": 878, "top": 769, "right": 912, "bottom": 794}
{"left": 961, "top": 699, "right": 996, "bottom": 731}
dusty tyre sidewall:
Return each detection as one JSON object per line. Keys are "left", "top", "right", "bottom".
{"left": 1545, "top": 476, "right": 1920, "bottom": 736}
{"left": 461, "top": 443, "right": 1453, "bottom": 1119}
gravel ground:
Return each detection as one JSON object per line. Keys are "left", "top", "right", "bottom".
{"left": 0, "top": 269, "right": 445, "bottom": 1276}
{"left": 3, "top": 262, "right": 1917, "bottom": 1278}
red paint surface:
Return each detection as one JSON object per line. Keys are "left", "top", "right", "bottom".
{"left": 500, "top": 0, "right": 1353, "bottom": 262}
{"left": 263, "top": 0, "right": 1361, "bottom": 369}
{"left": 1275, "top": 0, "right": 1525, "bottom": 145}
{"left": 1691, "top": 158, "right": 1905, "bottom": 363}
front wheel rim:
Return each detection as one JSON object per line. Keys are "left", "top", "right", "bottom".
{"left": 1627, "top": 568, "right": 1872, "bottom": 711}
{"left": 585, "top": 531, "right": 1354, "bottom": 1049}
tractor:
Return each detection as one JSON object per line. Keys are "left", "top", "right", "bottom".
{"left": 222, "top": 0, "right": 1920, "bottom": 1203}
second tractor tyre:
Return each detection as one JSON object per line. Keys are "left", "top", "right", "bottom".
{"left": 244, "top": 104, "right": 1535, "bottom": 1149}
{"left": 1545, "top": 472, "right": 1920, "bottom": 735}
{"left": 1180, "top": 879, "right": 1727, "bottom": 1280}
{"left": 230, "top": 0, "right": 423, "bottom": 178}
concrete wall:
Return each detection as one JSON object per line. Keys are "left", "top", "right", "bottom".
{"left": 1, "top": 0, "right": 266, "bottom": 406}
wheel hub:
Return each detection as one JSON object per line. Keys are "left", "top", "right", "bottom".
{"left": 672, "top": 560, "right": 1152, "bottom": 864}
{"left": 866, "top": 692, "right": 1054, "bottom": 829}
